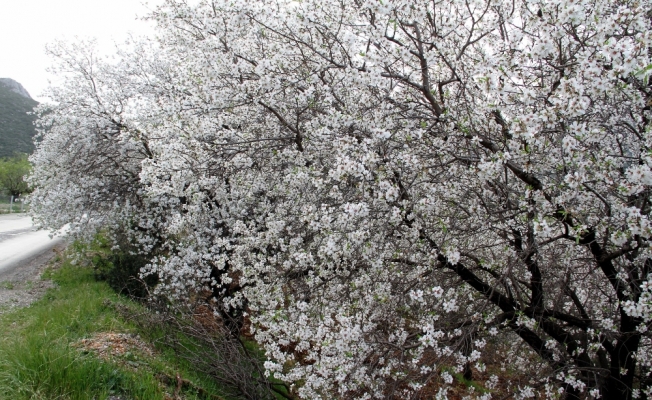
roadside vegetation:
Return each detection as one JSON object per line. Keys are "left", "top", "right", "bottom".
{"left": 0, "top": 153, "right": 31, "bottom": 213}
{"left": 0, "top": 248, "right": 230, "bottom": 400}
{"left": 0, "top": 238, "right": 540, "bottom": 399}
{"left": 0, "top": 153, "right": 31, "bottom": 197}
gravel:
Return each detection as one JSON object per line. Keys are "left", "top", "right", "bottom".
{"left": 0, "top": 240, "right": 65, "bottom": 314}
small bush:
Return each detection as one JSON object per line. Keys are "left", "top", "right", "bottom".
{"left": 94, "top": 250, "right": 157, "bottom": 299}
{"left": 120, "top": 299, "right": 287, "bottom": 400}
{"left": 82, "top": 235, "right": 158, "bottom": 299}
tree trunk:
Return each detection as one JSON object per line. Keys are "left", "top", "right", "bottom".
{"left": 602, "top": 312, "right": 641, "bottom": 400}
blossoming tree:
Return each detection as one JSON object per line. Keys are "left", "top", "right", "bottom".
{"left": 30, "top": 0, "right": 652, "bottom": 398}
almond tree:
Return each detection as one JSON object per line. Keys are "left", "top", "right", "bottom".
{"left": 30, "top": 0, "right": 652, "bottom": 398}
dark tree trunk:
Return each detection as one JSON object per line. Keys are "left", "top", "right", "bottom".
{"left": 601, "top": 310, "right": 641, "bottom": 400}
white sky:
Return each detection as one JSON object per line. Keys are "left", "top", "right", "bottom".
{"left": 0, "top": 0, "right": 164, "bottom": 103}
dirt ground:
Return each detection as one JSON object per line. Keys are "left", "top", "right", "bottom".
{"left": 0, "top": 243, "right": 66, "bottom": 314}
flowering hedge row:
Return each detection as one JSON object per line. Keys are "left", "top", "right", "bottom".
{"left": 30, "top": 1, "right": 652, "bottom": 398}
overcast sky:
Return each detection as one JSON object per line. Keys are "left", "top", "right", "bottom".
{"left": 0, "top": 0, "right": 164, "bottom": 102}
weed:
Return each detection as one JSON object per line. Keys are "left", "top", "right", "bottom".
{"left": 0, "top": 255, "right": 229, "bottom": 400}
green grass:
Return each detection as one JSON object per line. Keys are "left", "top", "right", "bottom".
{"left": 0, "top": 281, "right": 14, "bottom": 290}
{"left": 0, "top": 255, "right": 229, "bottom": 400}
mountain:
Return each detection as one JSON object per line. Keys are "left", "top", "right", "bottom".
{"left": 0, "top": 79, "right": 38, "bottom": 158}
{"left": 0, "top": 78, "right": 33, "bottom": 100}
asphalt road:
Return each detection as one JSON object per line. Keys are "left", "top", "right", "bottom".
{"left": 0, "top": 214, "right": 65, "bottom": 278}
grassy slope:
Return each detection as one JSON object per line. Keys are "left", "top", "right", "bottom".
{"left": 0, "top": 254, "right": 230, "bottom": 400}
{"left": 0, "top": 84, "right": 38, "bottom": 158}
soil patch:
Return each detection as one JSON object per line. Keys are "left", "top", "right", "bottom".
{"left": 72, "top": 332, "right": 155, "bottom": 360}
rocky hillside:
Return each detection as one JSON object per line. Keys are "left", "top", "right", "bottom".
{"left": 0, "top": 79, "right": 33, "bottom": 100}
{"left": 0, "top": 79, "right": 38, "bottom": 158}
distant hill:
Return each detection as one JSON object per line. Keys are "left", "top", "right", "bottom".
{"left": 0, "top": 78, "right": 38, "bottom": 158}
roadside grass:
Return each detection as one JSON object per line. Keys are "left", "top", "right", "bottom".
{"left": 0, "top": 254, "right": 230, "bottom": 400}
{"left": 0, "top": 281, "right": 14, "bottom": 290}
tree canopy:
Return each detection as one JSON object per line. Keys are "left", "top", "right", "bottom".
{"left": 0, "top": 154, "right": 31, "bottom": 197}
{"left": 29, "top": 1, "right": 652, "bottom": 398}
